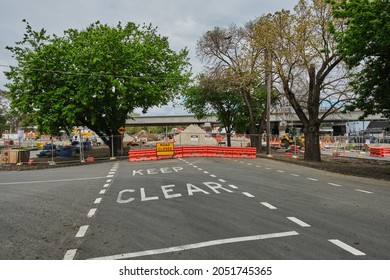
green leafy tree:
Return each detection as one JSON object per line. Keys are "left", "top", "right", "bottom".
{"left": 183, "top": 72, "right": 248, "bottom": 146}
{"left": 329, "top": 0, "right": 390, "bottom": 118}
{"left": 0, "top": 90, "right": 9, "bottom": 134}
{"left": 5, "top": 21, "right": 190, "bottom": 155}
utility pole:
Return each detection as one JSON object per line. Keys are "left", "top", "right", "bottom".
{"left": 266, "top": 48, "right": 273, "bottom": 157}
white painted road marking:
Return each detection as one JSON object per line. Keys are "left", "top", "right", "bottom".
{"left": 87, "top": 208, "right": 97, "bottom": 218}
{"left": 106, "top": 175, "right": 114, "bottom": 178}
{"left": 94, "top": 198, "right": 102, "bottom": 204}
{"left": 75, "top": 225, "right": 89, "bottom": 238}
{"left": 291, "top": 174, "right": 300, "bottom": 177}
{"left": 210, "top": 175, "right": 216, "bottom": 178}
{"left": 63, "top": 249, "right": 77, "bottom": 260}
{"left": 307, "top": 178, "right": 318, "bottom": 182}
{"left": 218, "top": 179, "right": 226, "bottom": 183}
{"left": 99, "top": 189, "right": 106, "bottom": 195}
{"left": 242, "top": 192, "right": 255, "bottom": 198}
{"left": 276, "top": 170, "right": 285, "bottom": 173}
{"left": 329, "top": 239, "right": 366, "bottom": 256}
{"left": 89, "top": 231, "right": 299, "bottom": 260}
{"left": 103, "top": 184, "right": 110, "bottom": 188}
{"left": 0, "top": 177, "right": 106, "bottom": 186}
{"left": 229, "top": 184, "right": 239, "bottom": 189}
{"left": 106, "top": 179, "right": 112, "bottom": 183}
{"left": 355, "top": 189, "right": 373, "bottom": 194}
{"left": 203, "top": 171, "right": 209, "bottom": 174}
{"left": 328, "top": 183, "right": 342, "bottom": 187}
{"left": 261, "top": 202, "right": 277, "bottom": 210}
{"left": 287, "top": 217, "right": 311, "bottom": 227}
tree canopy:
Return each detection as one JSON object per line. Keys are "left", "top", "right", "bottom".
{"left": 329, "top": 0, "right": 390, "bottom": 118}
{"left": 5, "top": 21, "right": 191, "bottom": 154}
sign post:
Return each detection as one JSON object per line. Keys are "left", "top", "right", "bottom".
{"left": 118, "top": 127, "right": 126, "bottom": 156}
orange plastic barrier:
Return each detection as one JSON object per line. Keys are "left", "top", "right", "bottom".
{"left": 129, "top": 149, "right": 157, "bottom": 161}
{"left": 370, "top": 147, "right": 390, "bottom": 157}
{"left": 128, "top": 146, "right": 257, "bottom": 161}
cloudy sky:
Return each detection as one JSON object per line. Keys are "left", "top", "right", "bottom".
{"left": 0, "top": 0, "right": 296, "bottom": 115}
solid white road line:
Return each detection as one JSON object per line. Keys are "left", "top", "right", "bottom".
{"left": 329, "top": 239, "right": 366, "bottom": 256}
{"left": 0, "top": 177, "right": 106, "bottom": 186}
{"left": 87, "top": 208, "right": 97, "bottom": 218}
{"left": 94, "top": 198, "right": 102, "bottom": 204}
{"left": 328, "top": 183, "right": 342, "bottom": 187}
{"left": 260, "top": 202, "right": 277, "bottom": 210}
{"left": 242, "top": 192, "right": 255, "bottom": 198}
{"left": 355, "top": 189, "right": 373, "bottom": 194}
{"left": 63, "top": 249, "right": 77, "bottom": 260}
{"left": 89, "top": 231, "right": 299, "bottom": 260}
{"left": 75, "top": 225, "right": 89, "bottom": 238}
{"left": 287, "top": 217, "right": 311, "bottom": 227}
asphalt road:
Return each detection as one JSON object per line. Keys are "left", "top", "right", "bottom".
{"left": 0, "top": 157, "right": 389, "bottom": 260}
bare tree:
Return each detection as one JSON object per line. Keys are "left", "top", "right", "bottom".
{"left": 196, "top": 24, "right": 267, "bottom": 149}
{"left": 252, "top": 0, "right": 353, "bottom": 161}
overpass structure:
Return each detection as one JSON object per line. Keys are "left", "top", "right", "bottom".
{"left": 126, "top": 110, "right": 387, "bottom": 127}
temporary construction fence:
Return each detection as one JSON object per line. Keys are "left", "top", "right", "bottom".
{"left": 128, "top": 146, "right": 257, "bottom": 162}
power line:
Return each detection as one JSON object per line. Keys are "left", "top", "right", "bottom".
{"left": 0, "top": 64, "right": 190, "bottom": 81}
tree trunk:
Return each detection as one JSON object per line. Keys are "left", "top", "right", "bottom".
{"left": 304, "top": 125, "right": 321, "bottom": 162}
{"left": 226, "top": 133, "right": 232, "bottom": 147}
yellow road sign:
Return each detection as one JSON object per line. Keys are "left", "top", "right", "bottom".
{"left": 118, "top": 126, "right": 126, "bottom": 135}
{"left": 156, "top": 142, "right": 174, "bottom": 156}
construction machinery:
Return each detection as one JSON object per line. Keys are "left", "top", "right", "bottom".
{"left": 280, "top": 128, "right": 305, "bottom": 149}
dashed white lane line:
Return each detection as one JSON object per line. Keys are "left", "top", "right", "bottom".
{"left": 291, "top": 174, "right": 300, "bottom": 177}
{"left": 276, "top": 170, "right": 285, "bottom": 173}
{"left": 255, "top": 165, "right": 262, "bottom": 168}
{"left": 203, "top": 171, "right": 209, "bottom": 174}
{"left": 106, "top": 175, "right": 114, "bottom": 178}
{"left": 210, "top": 174, "right": 217, "bottom": 178}
{"left": 198, "top": 168, "right": 203, "bottom": 171}
{"left": 242, "top": 192, "right": 255, "bottom": 198}
{"left": 229, "top": 184, "right": 239, "bottom": 189}
{"left": 87, "top": 208, "right": 97, "bottom": 218}
{"left": 355, "top": 189, "right": 373, "bottom": 194}
{"left": 328, "top": 183, "right": 342, "bottom": 187}
{"left": 94, "top": 198, "right": 102, "bottom": 204}
{"left": 63, "top": 249, "right": 77, "bottom": 260}
{"left": 260, "top": 202, "right": 277, "bottom": 210}
{"left": 75, "top": 225, "right": 89, "bottom": 238}
{"left": 307, "top": 178, "right": 319, "bottom": 182}
{"left": 218, "top": 179, "right": 226, "bottom": 183}
{"left": 247, "top": 163, "right": 253, "bottom": 166}
{"left": 89, "top": 231, "right": 299, "bottom": 260}
{"left": 329, "top": 239, "right": 366, "bottom": 256}
{"left": 99, "top": 189, "right": 107, "bottom": 195}
{"left": 103, "top": 183, "right": 110, "bottom": 188}
{"left": 106, "top": 179, "right": 112, "bottom": 183}
{"left": 287, "top": 217, "right": 311, "bottom": 227}
{"left": 265, "top": 167, "right": 272, "bottom": 170}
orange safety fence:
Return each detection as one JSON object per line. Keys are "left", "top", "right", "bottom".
{"left": 128, "top": 146, "right": 257, "bottom": 161}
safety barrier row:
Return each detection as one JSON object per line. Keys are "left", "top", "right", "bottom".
{"left": 129, "top": 146, "right": 256, "bottom": 162}
{"left": 370, "top": 147, "right": 390, "bottom": 157}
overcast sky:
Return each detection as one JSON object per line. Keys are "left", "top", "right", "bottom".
{"left": 0, "top": 0, "right": 296, "bottom": 115}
